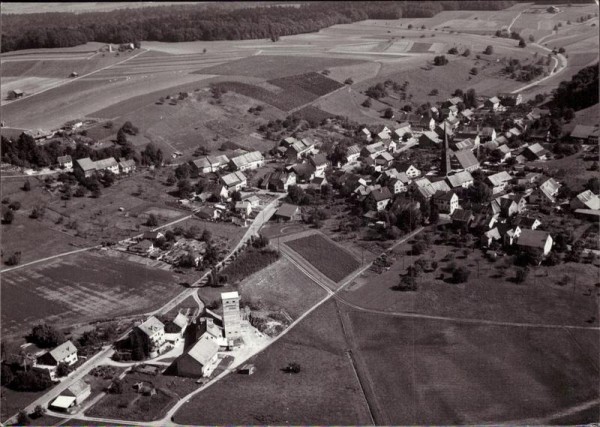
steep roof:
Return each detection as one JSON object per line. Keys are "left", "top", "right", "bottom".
{"left": 137, "top": 316, "right": 165, "bottom": 337}
{"left": 347, "top": 144, "right": 361, "bottom": 156}
{"left": 67, "top": 379, "right": 90, "bottom": 397}
{"left": 453, "top": 149, "right": 479, "bottom": 170}
{"left": 570, "top": 124, "right": 598, "bottom": 139}
{"left": 186, "top": 334, "right": 219, "bottom": 367}
{"left": 57, "top": 155, "right": 72, "bottom": 164}
{"left": 75, "top": 157, "right": 96, "bottom": 172}
{"left": 94, "top": 157, "right": 118, "bottom": 169}
{"left": 539, "top": 178, "right": 560, "bottom": 197}
{"left": 452, "top": 209, "right": 474, "bottom": 222}
{"left": 310, "top": 153, "right": 328, "bottom": 167}
{"left": 446, "top": 170, "right": 473, "bottom": 188}
{"left": 172, "top": 312, "right": 188, "bottom": 330}
{"left": 488, "top": 171, "right": 512, "bottom": 187}
{"left": 49, "top": 340, "right": 77, "bottom": 362}
{"left": 275, "top": 203, "right": 299, "bottom": 219}
{"left": 574, "top": 190, "right": 600, "bottom": 210}
{"left": 517, "top": 229, "right": 551, "bottom": 249}
{"left": 221, "top": 171, "right": 247, "bottom": 187}
{"left": 230, "top": 151, "right": 263, "bottom": 168}
{"left": 363, "top": 141, "right": 386, "bottom": 154}
{"left": 119, "top": 159, "right": 136, "bottom": 168}
{"left": 370, "top": 187, "right": 393, "bottom": 202}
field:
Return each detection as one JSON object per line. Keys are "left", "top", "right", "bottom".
{"left": 238, "top": 257, "right": 328, "bottom": 319}
{"left": 342, "top": 240, "right": 599, "bottom": 328}
{"left": 0, "top": 251, "right": 182, "bottom": 338}
{"left": 172, "top": 300, "right": 373, "bottom": 425}
{"left": 86, "top": 370, "right": 198, "bottom": 422}
{"left": 343, "top": 309, "right": 600, "bottom": 425}
{"left": 0, "top": 388, "right": 46, "bottom": 423}
{"left": 285, "top": 232, "right": 360, "bottom": 283}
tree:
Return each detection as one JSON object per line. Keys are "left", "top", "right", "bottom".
{"left": 469, "top": 180, "right": 492, "bottom": 203}
{"left": 452, "top": 266, "right": 470, "bottom": 283}
{"left": 433, "top": 55, "right": 448, "bottom": 66}
{"left": 91, "top": 187, "right": 102, "bottom": 198}
{"left": 177, "top": 179, "right": 193, "bottom": 198}
{"left": 518, "top": 38, "right": 526, "bottom": 48}
{"left": 146, "top": 213, "right": 159, "bottom": 227}
{"left": 412, "top": 241, "right": 427, "bottom": 255}
{"left": 23, "top": 180, "right": 31, "bottom": 191}
{"left": 110, "top": 378, "right": 123, "bottom": 394}
{"left": 429, "top": 88, "right": 439, "bottom": 96}
{"left": 231, "top": 190, "right": 242, "bottom": 202}
{"left": 515, "top": 267, "right": 529, "bottom": 283}
{"left": 361, "top": 98, "right": 372, "bottom": 108}
{"left": 101, "top": 170, "right": 115, "bottom": 187}
{"left": 558, "top": 47, "right": 565, "bottom": 54}
{"left": 116, "top": 128, "right": 128, "bottom": 145}
{"left": 397, "top": 275, "right": 417, "bottom": 291}
{"left": 28, "top": 324, "right": 65, "bottom": 348}
{"left": 175, "top": 163, "right": 190, "bottom": 180}
{"left": 201, "top": 228, "right": 212, "bottom": 242}
{"left": 17, "top": 410, "right": 30, "bottom": 426}
{"left": 470, "top": 67, "right": 478, "bottom": 75}
{"left": 74, "top": 186, "right": 86, "bottom": 197}
{"left": 56, "top": 362, "right": 70, "bottom": 377}
{"left": 585, "top": 177, "right": 600, "bottom": 193}
{"left": 528, "top": 34, "right": 535, "bottom": 42}
{"left": 344, "top": 78, "right": 354, "bottom": 85}
{"left": 284, "top": 362, "right": 301, "bottom": 373}
{"left": 383, "top": 108, "right": 394, "bottom": 119}
{"left": 1, "top": 364, "right": 14, "bottom": 386}
{"left": 484, "top": 45, "right": 494, "bottom": 55}
{"left": 5, "top": 251, "right": 22, "bottom": 266}
{"left": 3, "top": 209, "right": 14, "bottom": 224}
{"left": 563, "top": 108, "right": 575, "bottom": 121}
{"left": 462, "top": 48, "right": 471, "bottom": 57}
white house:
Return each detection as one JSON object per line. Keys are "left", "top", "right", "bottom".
{"left": 137, "top": 316, "right": 166, "bottom": 357}
{"left": 433, "top": 191, "right": 459, "bottom": 215}
{"left": 220, "top": 171, "right": 247, "bottom": 192}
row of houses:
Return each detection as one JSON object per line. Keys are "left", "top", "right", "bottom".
{"left": 74, "top": 157, "right": 136, "bottom": 177}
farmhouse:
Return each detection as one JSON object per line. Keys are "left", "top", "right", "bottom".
{"left": 74, "top": 158, "right": 97, "bottom": 177}
{"left": 359, "top": 128, "right": 372, "bottom": 142}
{"left": 487, "top": 171, "right": 512, "bottom": 194}
{"left": 571, "top": 190, "right": 600, "bottom": 211}
{"left": 37, "top": 340, "right": 78, "bottom": 367}
{"left": 485, "top": 96, "right": 500, "bottom": 111}
{"left": 309, "top": 153, "right": 328, "bottom": 177}
{"left": 57, "top": 155, "right": 73, "bottom": 169}
{"left": 346, "top": 144, "right": 361, "bottom": 163}
{"left": 446, "top": 170, "right": 474, "bottom": 189}
{"left": 395, "top": 162, "right": 420, "bottom": 178}
{"left": 369, "top": 187, "right": 393, "bottom": 211}
{"left": 229, "top": 151, "right": 264, "bottom": 171}
{"left": 361, "top": 142, "right": 387, "bottom": 159}
{"left": 498, "top": 92, "right": 523, "bottom": 106}
{"left": 136, "top": 316, "right": 166, "bottom": 357}
{"left": 118, "top": 159, "right": 136, "bottom": 174}
{"left": 419, "top": 131, "right": 441, "bottom": 147}
{"left": 63, "top": 379, "right": 92, "bottom": 405}
{"left": 452, "top": 149, "right": 480, "bottom": 172}
{"left": 530, "top": 178, "right": 560, "bottom": 205}
{"left": 175, "top": 334, "right": 220, "bottom": 378}
{"left": 220, "top": 171, "right": 247, "bottom": 192}
{"left": 433, "top": 191, "right": 459, "bottom": 215}
{"left": 165, "top": 312, "right": 189, "bottom": 343}
{"left": 8, "top": 89, "right": 24, "bottom": 99}
{"left": 274, "top": 203, "right": 300, "bottom": 221}
{"left": 570, "top": 125, "right": 599, "bottom": 144}
{"left": 451, "top": 209, "right": 474, "bottom": 228}
{"left": 522, "top": 143, "right": 549, "bottom": 161}
{"left": 190, "top": 155, "right": 230, "bottom": 174}
{"left": 285, "top": 139, "right": 315, "bottom": 160}
{"left": 265, "top": 170, "right": 296, "bottom": 192}
{"left": 516, "top": 229, "right": 553, "bottom": 256}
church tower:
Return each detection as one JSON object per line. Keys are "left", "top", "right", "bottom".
{"left": 440, "top": 122, "right": 452, "bottom": 176}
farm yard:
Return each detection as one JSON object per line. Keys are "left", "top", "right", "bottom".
{"left": 342, "top": 309, "right": 600, "bottom": 425}
{"left": 284, "top": 232, "right": 360, "bottom": 284}
{"left": 0, "top": 251, "right": 182, "bottom": 338}
{"left": 172, "top": 300, "right": 373, "bottom": 426}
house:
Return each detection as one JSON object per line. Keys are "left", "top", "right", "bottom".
{"left": 74, "top": 158, "right": 97, "bottom": 177}
{"left": 516, "top": 229, "right": 553, "bottom": 256}
{"left": 444, "top": 96, "right": 462, "bottom": 108}
{"left": 530, "top": 178, "right": 560, "bottom": 205}
{"left": 485, "top": 96, "right": 500, "bottom": 111}
{"left": 570, "top": 125, "right": 599, "bottom": 144}
{"left": 451, "top": 209, "right": 474, "bottom": 228}
{"left": 220, "top": 171, "right": 247, "bottom": 192}
{"left": 375, "top": 151, "right": 394, "bottom": 167}
{"left": 274, "top": 204, "right": 300, "bottom": 221}
{"left": 201, "top": 182, "right": 229, "bottom": 201}
{"left": 481, "top": 227, "right": 501, "bottom": 247}
{"left": 460, "top": 108, "right": 474, "bottom": 121}
{"left": 419, "top": 131, "right": 441, "bottom": 147}
{"left": 57, "top": 155, "right": 73, "bottom": 169}
{"left": 37, "top": 340, "right": 78, "bottom": 367}
{"left": 118, "top": 159, "right": 136, "bottom": 174}
{"left": 453, "top": 138, "right": 477, "bottom": 151}
{"left": 522, "top": 143, "right": 549, "bottom": 161}
{"left": 239, "top": 364, "right": 256, "bottom": 375}
{"left": 509, "top": 194, "right": 527, "bottom": 213}
{"left": 285, "top": 139, "right": 315, "bottom": 161}
{"left": 63, "top": 379, "right": 92, "bottom": 405}
{"left": 392, "top": 123, "right": 411, "bottom": 141}
{"left": 229, "top": 151, "right": 264, "bottom": 171}
{"left": 8, "top": 89, "right": 24, "bottom": 99}
{"left": 395, "top": 162, "right": 420, "bottom": 178}
{"left": 291, "top": 162, "right": 316, "bottom": 182}
{"left": 361, "top": 142, "right": 387, "bottom": 159}
{"left": 497, "top": 223, "right": 521, "bottom": 245}
{"left": 496, "top": 144, "right": 511, "bottom": 162}
{"left": 498, "top": 92, "right": 522, "bottom": 106}
{"left": 96, "top": 157, "right": 120, "bottom": 174}
{"left": 235, "top": 201, "right": 253, "bottom": 217}
{"left": 142, "top": 229, "right": 164, "bottom": 241}
{"left": 174, "top": 334, "right": 220, "bottom": 378}
{"left": 480, "top": 127, "right": 497, "bottom": 142}
{"left": 574, "top": 209, "right": 600, "bottom": 222}
{"left": 433, "top": 191, "right": 459, "bottom": 215}
{"left": 571, "top": 190, "right": 600, "bottom": 211}
{"left": 346, "top": 144, "right": 361, "bottom": 163}
{"left": 452, "top": 149, "right": 480, "bottom": 172}
{"left": 388, "top": 178, "right": 407, "bottom": 194}
{"left": 446, "top": 170, "right": 474, "bottom": 189}
{"left": 266, "top": 170, "right": 296, "bottom": 192}
{"left": 165, "top": 312, "right": 189, "bottom": 343}
{"left": 50, "top": 396, "right": 78, "bottom": 412}
{"left": 309, "top": 153, "right": 328, "bottom": 177}
{"left": 369, "top": 187, "right": 393, "bottom": 211}
{"left": 309, "top": 176, "right": 328, "bottom": 191}
{"left": 512, "top": 216, "right": 541, "bottom": 230}
{"left": 360, "top": 127, "right": 372, "bottom": 142}
{"left": 130, "top": 239, "right": 155, "bottom": 255}
{"left": 487, "top": 171, "right": 512, "bottom": 194}
{"left": 499, "top": 197, "right": 518, "bottom": 217}
{"left": 136, "top": 316, "right": 166, "bottom": 357}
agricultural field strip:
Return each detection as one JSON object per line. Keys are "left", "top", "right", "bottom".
{"left": 4, "top": 49, "right": 149, "bottom": 104}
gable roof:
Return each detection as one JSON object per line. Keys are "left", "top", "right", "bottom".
{"left": 570, "top": 124, "right": 598, "bottom": 139}
{"left": 452, "top": 209, "right": 474, "bottom": 222}
{"left": 172, "top": 312, "right": 188, "bottom": 330}
{"left": 517, "top": 229, "right": 551, "bottom": 249}
{"left": 75, "top": 157, "right": 96, "bottom": 172}
{"left": 230, "top": 151, "right": 263, "bottom": 168}
{"left": 138, "top": 316, "right": 165, "bottom": 337}
{"left": 48, "top": 340, "right": 77, "bottom": 362}
{"left": 347, "top": 144, "right": 361, "bottom": 156}
{"left": 94, "top": 157, "right": 118, "bottom": 169}
{"left": 67, "top": 379, "right": 90, "bottom": 397}
{"left": 119, "top": 159, "right": 136, "bottom": 168}
{"left": 488, "top": 171, "right": 512, "bottom": 187}
{"left": 453, "top": 149, "right": 479, "bottom": 170}
{"left": 539, "top": 178, "right": 560, "bottom": 197}
{"left": 370, "top": 187, "right": 393, "bottom": 202}
{"left": 187, "top": 334, "right": 220, "bottom": 366}
{"left": 310, "top": 153, "right": 328, "bottom": 167}
{"left": 446, "top": 170, "right": 473, "bottom": 188}
{"left": 221, "top": 171, "right": 247, "bottom": 187}
{"left": 276, "top": 203, "right": 299, "bottom": 218}
{"left": 574, "top": 190, "right": 600, "bottom": 210}
{"left": 57, "top": 155, "right": 72, "bottom": 164}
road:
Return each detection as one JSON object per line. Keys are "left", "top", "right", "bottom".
{"left": 2, "top": 194, "right": 282, "bottom": 425}
{"left": 506, "top": 11, "right": 523, "bottom": 33}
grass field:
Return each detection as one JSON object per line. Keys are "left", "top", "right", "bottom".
{"left": 1, "top": 251, "right": 182, "bottom": 338}
{"left": 0, "top": 388, "right": 46, "bottom": 423}
{"left": 344, "top": 309, "right": 600, "bottom": 424}
{"left": 285, "top": 233, "right": 360, "bottom": 282}
{"left": 342, "top": 242, "right": 599, "bottom": 328}
{"left": 172, "top": 300, "right": 373, "bottom": 425}
{"left": 238, "top": 257, "right": 328, "bottom": 319}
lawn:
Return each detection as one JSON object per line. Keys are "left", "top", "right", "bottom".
{"left": 1, "top": 251, "right": 183, "bottom": 338}
{"left": 269, "top": 72, "right": 344, "bottom": 97}
{"left": 342, "top": 241, "right": 599, "bottom": 328}
{"left": 172, "top": 300, "right": 372, "bottom": 425}
{"left": 285, "top": 232, "right": 360, "bottom": 282}
{"left": 345, "top": 309, "right": 600, "bottom": 425}
{"left": 0, "top": 388, "right": 46, "bottom": 423}
{"left": 212, "top": 81, "right": 316, "bottom": 112}
{"left": 238, "top": 257, "right": 328, "bottom": 319}
{"left": 85, "top": 370, "right": 198, "bottom": 422}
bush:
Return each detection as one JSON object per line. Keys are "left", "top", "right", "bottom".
{"left": 5, "top": 251, "right": 22, "bottom": 266}
{"left": 284, "top": 362, "right": 301, "bottom": 373}
{"left": 515, "top": 267, "right": 529, "bottom": 283}
{"left": 361, "top": 98, "right": 372, "bottom": 108}
{"left": 484, "top": 45, "right": 494, "bottom": 55}
{"left": 412, "top": 241, "right": 427, "bottom": 255}
{"left": 447, "top": 47, "right": 458, "bottom": 55}
{"left": 28, "top": 324, "right": 65, "bottom": 348}
{"left": 17, "top": 410, "right": 30, "bottom": 426}
{"left": 433, "top": 55, "right": 448, "bottom": 66}
{"left": 32, "top": 405, "right": 46, "bottom": 419}
{"left": 146, "top": 213, "right": 159, "bottom": 227}
{"left": 3, "top": 209, "right": 14, "bottom": 224}
{"left": 11, "top": 370, "right": 52, "bottom": 391}
{"left": 22, "top": 180, "right": 31, "bottom": 191}
{"left": 470, "top": 67, "right": 478, "bottom": 75}
{"left": 344, "top": 78, "right": 354, "bottom": 85}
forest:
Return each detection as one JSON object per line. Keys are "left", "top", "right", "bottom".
{"left": 1, "top": 1, "right": 514, "bottom": 52}
{"left": 552, "top": 63, "right": 599, "bottom": 112}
